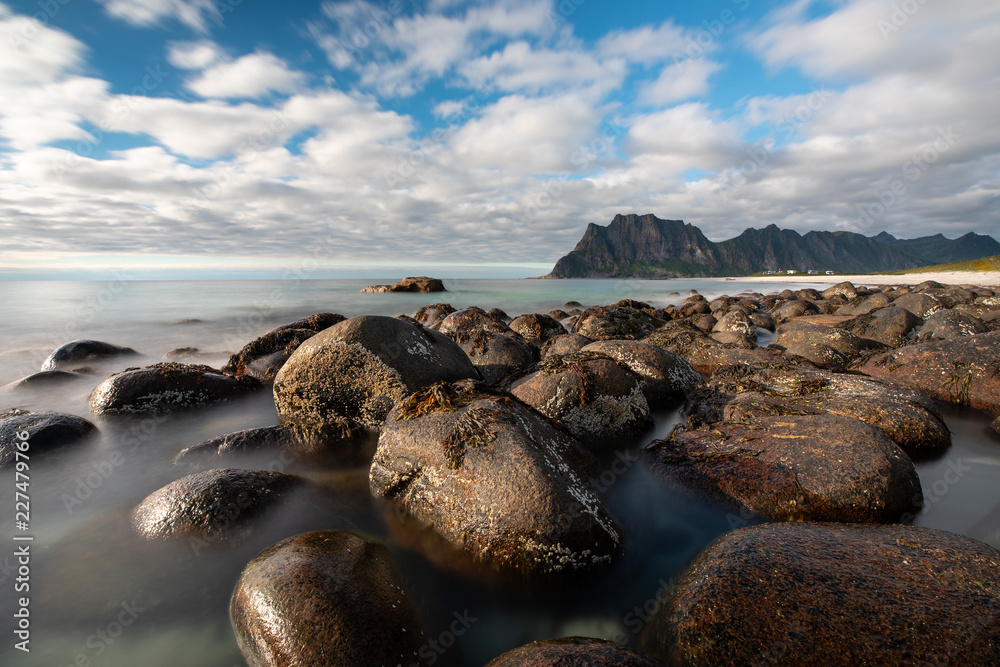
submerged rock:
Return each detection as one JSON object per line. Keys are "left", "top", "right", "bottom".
{"left": 231, "top": 530, "right": 426, "bottom": 667}
{"left": 645, "top": 414, "right": 922, "bottom": 523}
{"left": 273, "top": 315, "right": 478, "bottom": 433}
{"left": 0, "top": 409, "right": 97, "bottom": 468}
{"left": 510, "top": 352, "right": 653, "bottom": 448}
{"left": 131, "top": 468, "right": 300, "bottom": 543}
{"left": 639, "top": 523, "right": 1000, "bottom": 665}
{"left": 1, "top": 370, "right": 87, "bottom": 392}
{"left": 90, "top": 363, "right": 258, "bottom": 415}
{"left": 486, "top": 637, "right": 663, "bottom": 666}
{"left": 223, "top": 313, "right": 345, "bottom": 381}
{"left": 370, "top": 381, "right": 621, "bottom": 578}
{"left": 41, "top": 339, "right": 137, "bottom": 371}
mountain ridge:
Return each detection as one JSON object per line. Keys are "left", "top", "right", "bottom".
{"left": 544, "top": 214, "right": 1000, "bottom": 278}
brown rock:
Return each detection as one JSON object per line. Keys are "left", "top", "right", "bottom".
{"left": 0, "top": 410, "right": 97, "bottom": 469}
{"left": 540, "top": 333, "right": 594, "bottom": 359}
{"left": 837, "top": 306, "right": 922, "bottom": 348}
{"left": 486, "top": 637, "right": 663, "bottom": 666}
{"left": 509, "top": 313, "right": 566, "bottom": 346}
{"left": 580, "top": 340, "right": 702, "bottom": 406}
{"left": 90, "top": 363, "right": 258, "bottom": 415}
{"left": 573, "top": 306, "right": 664, "bottom": 340}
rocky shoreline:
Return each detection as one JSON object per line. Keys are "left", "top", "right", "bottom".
{"left": 3, "top": 279, "right": 1000, "bottom": 664}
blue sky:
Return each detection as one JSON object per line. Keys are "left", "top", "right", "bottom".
{"left": 0, "top": 0, "right": 998, "bottom": 278}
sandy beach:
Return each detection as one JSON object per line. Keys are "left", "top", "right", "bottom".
{"left": 738, "top": 271, "right": 1000, "bottom": 288}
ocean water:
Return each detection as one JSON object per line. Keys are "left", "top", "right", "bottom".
{"left": 0, "top": 278, "right": 998, "bottom": 666}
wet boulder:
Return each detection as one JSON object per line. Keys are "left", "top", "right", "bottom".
{"left": 0, "top": 409, "right": 97, "bottom": 468}
{"left": 90, "top": 363, "right": 258, "bottom": 415}
{"left": 769, "top": 321, "right": 887, "bottom": 369}
{"left": 690, "top": 314, "right": 717, "bottom": 332}
{"left": 414, "top": 302, "right": 456, "bottom": 329}
{"left": 580, "top": 340, "right": 701, "bottom": 406}
{"left": 748, "top": 310, "right": 775, "bottom": 332}
{"left": 41, "top": 339, "right": 137, "bottom": 371}
{"left": 639, "top": 523, "right": 1000, "bottom": 665}
{"left": 486, "top": 637, "right": 663, "bottom": 666}
{"left": 438, "top": 308, "right": 535, "bottom": 385}
{"left": 890, "top": 292, "right": 944, "bottom": 318}
{"left": 687, "top": 365, "right": 950, "bottom": 452}
{"left": 510, "top": 352, "right": 653, "bottom": 448}
{"left": 837, "top": 306, "right": 922, "bottom": 348}
{"left": 272, "top": 315, "right": 478, "bottom": 433}
{"left": 172, "top": 424, "right": 370, "bottom": 468}
{"left": 540, "top": 333, "right": 594, "bottom": 359}
{"left": 370, "top": 381, "right": 621, "bottom": 577}
{"left": 857, "top": 330, "right": 1000, "bottom": 415}
{"left": 646, "top": 414, "right": 922, "bottom": 523}
{"left": 711, "top": 310, "right": 757, "bottom": 345}
{"left": 643, "top": 321, "right": 805, "bottom": 376}
{"left": 837, "top": 291, "right": 894, "bottom": 316}
{"left": 915, "top": 308, "right": 990, "bottom": 342}
{"left": 572, "top": 306, "right": 664, "bottom": 341}
{"left": 131, "top": 468, "right": 300, "bottom": 543}
{"left": 822, "top": 281, "right": 858, "bottom": 300}
{"left": 224, "top": 317, "right": 345, "bottom": 382}
{"left": 771, "top": 300, "right": 820, "bottom": 323}
{"left": 509, "top": 313, "right": 566, "bottom": 346}
{"left": 231, "top": 530, "right": 426, "bottom": 667}
{"left": 1, "top": 370, "right": 87, "bottom": 392}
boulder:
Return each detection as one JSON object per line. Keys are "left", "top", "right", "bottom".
{"left": 231, "top": 530, "right": 426, "bottom": 667}
{"left": 821, "top": 281, "right": 858, "bottom": 300}
{"left": 171, "top": 424, "right": 369, "bottom": 467}
{"left": 1, "top": 370, "right": 86, "bottom": 392}
{"left": 131, "top": 468, "right": 300, "bottom": 542}
{"left": 510, "top": 352, "right": 653, "bottom": 447}
{"left": 890, "top": 292, "right": 944, "bottom": 318}
{"left": 748, "top": 310, "right": 775, "bottom": 332}
{"left": 572, "top": 306, "right": 664, "bottom": 341}
{"left": 272, "top": 315, "right": 478, "bottom": 433}
{"left": 361, "top": 284, "right": 392, "bottom": 293}
{"left": 856, "top": 330, "right": 1000, "bottom": 415}
{"left": 486, "top": 637, "right": 663, "bottom": 666}
{"left": 580, "top": 340, "right": 702, "bottom": 406}
{"left": 223, "top": 312, "right": 345, "bottom": 381}
{"left": 646, "top": 414, "right": 922, "bottom": 523}
{"left": 439, "top": 308, "right": 535, "bottom": 385}
{"left": 771, "top": 300, "right": 820, "bottom": 323}
{"left": 639, "top": 523, "right": 1000, "bottom": 665}
{"left": 643, "top": 321, "right": 807, "bottom": 376}
{"left": 90, "top": 363, "right": 258, "bottom": 415}
{"left": 711, "top": 310, "right": 757, "bottom": 345}
{"left": 771, "top": 321, "right": 887, "bottom": 359}
{"left": 837, "top": 307, "right": 922, "bottom": 347}
{"left": 370, "top": 381, "right": 621, "bottom": 577}
{"left": 687, "top": 364, "right": 950, "bottom": 452}
{"left": 836, "top": 291, "right": 894, "bottom": 317}
{"left": 915, "top": 308, "right": 990, "bottom": 342}
{"left": 41, "top": 339, "right": 137, "bottom": 371}
{"left": 509, "top": 313, "right": 566, "bottom": 346}
{"left": 540, "top": 333, "right": 594, "bottom": 359}
{"left": 391, "top": 276, "right": 446, "bottom": 292}
{"left": 0, "top": 410, "right": 97, "bottom": 468}
{"left": 414, "top": 302, "right": 456, "bottom": 329}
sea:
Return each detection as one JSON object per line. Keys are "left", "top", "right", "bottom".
{"left": 1, "top": 278, "right": 998, "bottom": 666}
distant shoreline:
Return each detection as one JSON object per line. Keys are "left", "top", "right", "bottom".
{"left": 729, "top": 271, "right": 1000, "bottom": 287}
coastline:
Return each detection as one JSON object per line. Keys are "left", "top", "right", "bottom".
{"left": 728, "top": 271, "right": 1000, "bottom": 288}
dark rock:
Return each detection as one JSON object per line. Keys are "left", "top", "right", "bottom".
{"left": 392, "top": 276, "right": 446, "bottom": 292}
{"left": 510, "top": 352, "right": 653, "bottom": 447}
{"left": 572, "top": 306, "right": 664, "bottom": 341}
{"left": 690, "top": 314, "right": 717, "bottom": 332}
{"left": 172, "top": 424, "right": 370, "bottom": 467}
{"left": 370, "top": 381, "right": 621, "bottom": 577}
{"left": 487, "top": 307, "right": 512, "bottom": 323}
{"left": 0, "top": 410, "right": 97, "bottom": 468}
{"left": 509, "top": 313, "right": 566, "bottom": 346}
{"left": 223, "top": 313, "right": 346, "bottom": 381}
{"left": 914, "top": 279, "right": 945, "bottom": 290}
{"left": 564, "top": 301, "right": 583, "bottom": 307}
{"left": 707, "top": 330, "right": 756, "bottom": 348}
{"left": 822, "top": 281, "right": 858, "bottom": 300}
{"left": 857, "top": 330, "right": 1000, "bottom": 415}
{"left": 131, "top": 468, "right": 300, "bottom": 542}
{"left": 580, "top": 340, "right": 701, "bottom": 406}
{"left": 890, "top": 292, "right": 945, "bottom": 318}
{"left": 548, "top": 309, "right": 570, "bottom": 320}
{"left": 486, "top": 637, "right": 663, "bottom": 666}
{"left": 440, "top": 308, "right": 535, "bottom": 385}
{"left": 837, "top": 306, "right": 922, "bottom": 347}
{"left": 640, "top": 523, "right": 1000, "bottom": 665}
{"left": 1, "top": 370, "right": 86, "bottom": 392}
{"left": 990, "top": 415, "right": 1000, "bottom": 440}
{"left": 687, "top": 365, "right": 950, "bottom": 452}
{"left": 414, "top": 302, "right": 456, "bottom": 329}
{"left": 770, "top": 321, "right": 887, "bottom": 360}
{"left": 916, "top": 308, "right": 990, "bottom": 342}
{"left": 769, "top": 340, "right": 848, "bottom": 370}
{"left": 795, "top": 288, "right": 822, "bottom": 301}
{"left": 646, "top": 414, "right": 921, "bottom": 522}
{"left": 41, "top": 339, "right": 137, "bottom": 371}
{"left": 748, "top": 310, "right": 775, "bottom": 332}
{"left": 771, "top": 300, "right": 820, "bottom": 323}
{"left": 231, "top": 530, "right": 426, "bottom": 667}
{"left": 90, "top": 363, "right": 257, "bottom": 415}
{"left": 643, "top": 321, "right": 806, "bottom": 375}
{"left": 540, "top": 333, "right": 594, "bottom": 359}
{"left": 838, "top": 291, "right": 894, "bottom": 316}
{"left": 680, "top": 301, "right": 711, "bottom": 317}
{"left": 273, "top": 315, "right": 478, "bottom": 433}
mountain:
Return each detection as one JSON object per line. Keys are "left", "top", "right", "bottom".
{"left": 545, "top": 214, "right": 1000, "bottom": 278}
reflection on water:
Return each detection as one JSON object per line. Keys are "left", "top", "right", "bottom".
{"left": 0, "top": 278, "right": 998, "bottom": 666}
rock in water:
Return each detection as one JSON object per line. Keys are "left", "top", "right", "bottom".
{"left": 392, "top": 276, "right": 446, "bottom": 292}
{"left": 223, "top": 312, "right": 345, "bottom": 381}
{"left": 0, "top": 410, "right": 97, "bottom": 468}
{"left": 90, "top": 363, "right": 258, "bottom": 414}
{"left": 645, "top": 414, "right": 922, "bottom": 523}
{"left": 510, "top": 352, "right": 653, "bottom": 448}
{"left": 579, "top": 340, "right": 702, "bottom": 406}
{"left": 486, "top": 637, "right": 664, "bottom": 666}
{"left": 370, "top": 381, "right": 621, "bottom": 578}
{"left": 639, "top": 523, "right": 1000, "bottom": 664}
{"left": 41, "top": 339, "right": 137, "bottom": 370}
{"left": 131, "top": 469, "right": 300, "bottom": 543}
{"left": 231, "top": 530, "right": 426, "bottom": 667}
{"left": 273, "top": 315, "right": 478, "bottom": 433}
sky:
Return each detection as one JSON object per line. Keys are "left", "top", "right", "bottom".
{"left": 0, "top": 0, "right": 998, "bottom": 279}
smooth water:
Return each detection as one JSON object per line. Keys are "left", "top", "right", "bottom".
{"left": 0, "top": 278, "right": 997, "bottom": 666}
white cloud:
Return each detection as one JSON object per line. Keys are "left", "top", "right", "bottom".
{"left": 167, "top": 40, "right": 223, "bottom": 69}
{"left": 597, "top": 21, "right": 692, "bottom": 65}
{"left": 640, "top": 59, "right": 722, "bottom": 105}
{"left": 96, "top": 0, "right": 221, "bottom": 32}
{"left": 187, "top": 52, "right": 306, "bottom": 98}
